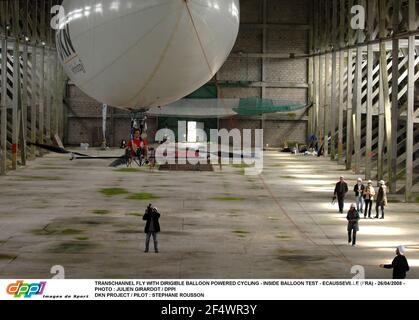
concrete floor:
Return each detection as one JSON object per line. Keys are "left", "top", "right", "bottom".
{"left": 0, "top": 150, "right": 418, "bottom": 279}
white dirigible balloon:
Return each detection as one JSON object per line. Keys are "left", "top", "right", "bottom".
{"left": 56, "top": 0, "right": 240, "bottom": 110}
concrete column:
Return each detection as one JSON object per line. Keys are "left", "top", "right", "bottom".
{"left": 346, "top": 49, "right": 354, "bottom": 170}
{"left": 324, "top": 53, "right": 331, "bottom": 156}
{"left": 365, "top": 45, "right": 373, "bottom": 180}
{"left": 378, "top": 0, "right": 393, "bottom": 187}
{"left": 390, "top": 0, "right": 400, "bottom": 193}
{"left": 330, "top": 51, "right": 337, "bottom": 160}
{"left": 39, "top": 46, "right": 45, "bottom": 146}
{"left": 315, "top": 55, "right": 320, "bottom": 139}
{"left": 319, "top": 55, "right": 324, "bottom": 144}
{"left": 308, "top": 56, "right": 315, "bottom": 138}
{"left": 30, "top": 45, "right": 38, "bottom": 157}
{"left": 338, "top": 50, "right": 345, "bottom": 164}
{"left": 354, "top": 46, "right": 363, "bottom": 174}
{"left": 11, "top": 39, "right": 19, "bottom": 170}
{"left": 405, "top": 35, "right": 415, "bottom": 201}
{"left": 405, "top": 0, "right": 416, "bottom": 201}
{"left": 45, "top": 50, "right": 51, "bottom": 142}
{"left": 21, "top": 43, "right": 28, "bottom": 165}
{"left": 0, "top": 37, "right": 7, "bottom": 175}
{"left": 377, "top": 75, "right": 385, "bottom": 180}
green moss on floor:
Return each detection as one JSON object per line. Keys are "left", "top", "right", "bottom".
{"left": 126, "top": 213, "right": 143, "bottom": 217}
{"left": 127, "top": 193, "right": 159, "bottom": 201}
{"left": 75, "top": 237, "right": 89, "bottom": 241}
{"left": 31, "top": 227, "right": 84, "bottom": 236}
{"left": 277, "top": 255, "right": 326, "bottom": 262}
{"left": 0, "top": 254, "right": 16, "bottom": 260}
{"left": 230, "top": 164, "right": 254, "bottom": 175}
{"left": 15, "top": 176, "right": 63, "bottom": 181}
{"left": 416, "top": 196, "right": 419, "bottom": 203}
{"left": 232, "top": 230, "right": 249, "bottom": 238}
{"left": 275, "top": 234, "right": 291, "bottom": 240}
{"left": 34, "top": 166, "right": 68, "bottom": 170}
{"left": 92, "top": 209, "right": 111, "bottom": 215}
{"left": 271, "top": 164, "right": 285, "bottom": 167}
{"left": 389, "top": 198, "right": 402, "bottom": 203}
{"left": 115, "top": 229, "right": 142, "bottom": 234}
{"left": 61, "top": 229, "right": 84, "bottom": 235}
{"left": 213, "top": 197, "right": 244, "bottom": 201}
{"left": 231, "top": 164, "right": 251, "bottom": 169}
{"left": 83, "top": 221, "right": 101, "bottom": 226}
{"left": 99, "top": 188, "right": 129, "bottom": 197}
{"left": 49, "top": 241, "right": 97, "bottom": 253}
{"left": 114, "top": 168, "right": 143, "bottom": 173}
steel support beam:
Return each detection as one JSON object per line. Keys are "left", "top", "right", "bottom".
{"left": 39, "top": 46, "right": 45, "bottom": 147}
{"left": 11, "top": 39, "right": 19, "bottom": 170}
{"left": 365, "top": 44, "right": 374, "bottom": 180}
{"left": 21, "top": 43, "right": 28, "bottom": 165}
{"left": 0, "top": 37, "right": 7, "bottom": 174}
{"left": 338, "top": 50, "right": 345, "bottom": 164}
{"left": 378, "top": 75, "right": 385, "bottom": 180}
{"left": 330, "top": 51, "right": 337, "bottom": 160}
{"left": 354, "top": 45, "right": 363, "bottom": 174}
{"left": 319, "top": 55, "right": 325, "bottom": 145}
{"left": 406, "top": 0, "right": 417, "bottom": 201}
{"left": 390, "top": 0, "right": 401, "bottom": 193}
{"left": 324, "top": 53, "right": 330, "bottom": 156}
{"left": 30, "top": 45, "right": 38, "bottom": 158}
{"left": 346, "top": 49, "right": 354, "bottom": 170}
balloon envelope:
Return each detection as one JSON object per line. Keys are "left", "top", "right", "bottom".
{"left": 56, "top": 0, "right": 240, "bottom": 110}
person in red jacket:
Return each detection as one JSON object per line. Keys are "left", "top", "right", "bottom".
{"left": 127, "top": 128, "right": 149, "bottom": 160}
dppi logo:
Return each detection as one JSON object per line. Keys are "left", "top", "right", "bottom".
{"left": 6, "top": 281, "right": 46, "bottom": 298}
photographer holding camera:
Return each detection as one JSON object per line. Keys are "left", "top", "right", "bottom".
{"left": 143, "top": 204, "right": 161, "bottom": 253}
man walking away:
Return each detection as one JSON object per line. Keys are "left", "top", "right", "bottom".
{"left": 143, "top": 204, "right": 161, "bottom": 253}
{"left": 375, "top": 180, "right": 388, "bottom": 219}
{"left": 380, "top": 246, "right": 410, "bottom": 279}
{"left": 354, "top": 178, "right": 365, "bottom": 214}
{"left": 334, "top": 176, "right": 349, "bottom": 213}
{"left": 363, "top": 180, "right": 375, "bottom": 219}
{"left": 347, "top": 204, "right": 360, "bottom": 246}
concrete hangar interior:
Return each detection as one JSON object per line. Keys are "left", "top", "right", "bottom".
{"left": 0, "top": 0, "right": 418, "bottom": 279}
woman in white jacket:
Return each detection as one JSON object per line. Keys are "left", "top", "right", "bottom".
{"left": 363, "top": 180, "right": 376, "bottom": 219}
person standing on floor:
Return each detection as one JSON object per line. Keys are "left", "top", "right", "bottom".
{"left": 363, "top": 180, "right": 375, "bottom": 219}
{"left": 334, "top": 176, "right": 349, "bottom": 213}
{"left": 375, "top": 180, "right": 388, "bottom": 219}
{"left": 380, "top": 246, "right": 410, "bottom": 279}
{"left": 347, "top": 204, "right": 360, "bottom": 246}
{"left": 353, "top": 178, "right": 365, "bottom": 214}
{"left": 143, "top": 204, "right": 161, "bottom": 253}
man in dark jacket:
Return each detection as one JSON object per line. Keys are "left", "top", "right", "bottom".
{"left": 353, "top": 178, "right": 365, "bottom": 214}
{"left": 143, "top": 204, "right": 161, "bottom": 253}
{"left": 334, "top": 176, "right": 349, "bottom": 213}
{"left": 380, "top": 246, "right": 410, "bottom": 279}
{"left": 347, "top": 204, "right": 360, "bottom": 246}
